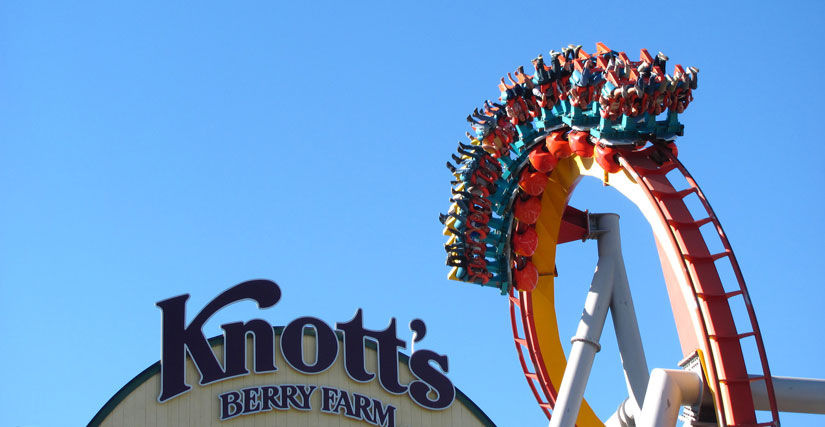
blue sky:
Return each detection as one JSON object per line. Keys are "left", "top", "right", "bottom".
{"left": 2, "top": 1, "right": 824, "bottom": 426}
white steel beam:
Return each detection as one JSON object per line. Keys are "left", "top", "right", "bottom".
{"left": 548, "top": 214, "right": 619, "bottom": 427}
{"left": 751, "top": 376, "right": 825, "bottom": 414}
{"left": 637, "top": 369, "right": 703, "bottom": 427}
{"left": 550, "top": 214, "right": 651, "bottom": 427}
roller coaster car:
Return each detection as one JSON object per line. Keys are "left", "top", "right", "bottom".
{"left": 528, "top": 144, "right": 558, "bottom": 173}
{"left": 512, "top": 256, "right": 538, "bottom": 292}
{"left": 444, "top": 43, "right": 698, "bottom": 295}
{"left": 511, "top": 226, "right": 538, "bottom": 257}
{"left": 514, "top": 68, "right": 541, "bottom": 118}
{"left": 446, "top": 251, "right": 492, "bottom": 285}
{"left": 499, "top": 78, "right": 531, "bottom": 126}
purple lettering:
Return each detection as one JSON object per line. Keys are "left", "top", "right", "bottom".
{"left": 332, "top": 388, "right": 355, "bottom": 417}
{"left": 222, "top": 319, "right": 277, "bottom": 377}
{"left": 156, "top": 280, "right": 281, "bottom": 402}
{"left": 320, "top": 386, "right": 338, "bottom": 413}
{"left": 282, "top": 385, "right": 303, "bottom": 409}
{"left": 281, "top": 317, "right": 338, "bottom": 374}
{"left": 372, "top": 400, "right": 397, "bottom": 427}
{"left": 261, "top": 385, "right": 286, "bottom": 410}
{"left": 408, "top": 349, "right": 455, "bottom": 410}
{"left": 242, "top": 387, "right": 262, "bottom": 414}
{"left": 218, "top": 391, "right": 243, "bottom": 420}
{"left": 353, "top": 392, "right": 375, "bottom": 423}
{"left": 336, "top": 309, "right": 408, "bottom": 394}
{"left": 295, "top": 385, "right": 317, "bottom": 410}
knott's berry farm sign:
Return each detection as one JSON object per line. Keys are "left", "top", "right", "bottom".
{"left": 89, "top": 280, "right": 496, "bottom": 427}
{"left": 157, "top": 279, "right": 452, "bottom": 423}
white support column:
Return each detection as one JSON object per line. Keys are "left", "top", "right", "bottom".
{"left": 637, "top": 369, "right": 703, "bottom": 427}
{"left": 604, "top": 398, "right": 635, "bottom": 427}
{"left": 548, "top": 214, "right": 653, "bottom": 427}
{"left": 549, "top": 214, "right": 619, "bottom": 427}
{"left": 610, "top": 234, "right": 650, "bottom": 418}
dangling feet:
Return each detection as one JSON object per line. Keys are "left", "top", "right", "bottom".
{"left": 687, "top": 66, "right": 699, "bottom": 89}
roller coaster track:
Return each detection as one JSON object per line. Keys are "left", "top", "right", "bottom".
{"left": 441, "top": 44, "right": 784, "bottom": 426}
{"left": 507, "top": 145, "right": 780, "bottom": 426}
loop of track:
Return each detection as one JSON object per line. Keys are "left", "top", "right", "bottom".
{"left": 508, "top": 146, "right": 779, "bottom": 426}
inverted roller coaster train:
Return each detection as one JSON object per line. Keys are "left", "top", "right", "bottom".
{"left": 439, "top": 43, "right": 825, "bottom": 427}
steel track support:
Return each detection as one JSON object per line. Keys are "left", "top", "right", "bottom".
{"left": 549, "top": 214, "right": 650, "bottom": 427}
{"left": 637, "top": 369, "right": 703, "bottom": 427}
{"left": 610, "top": 242, "right": 650, "bottom": 416}
{"left": 751, "top": 376, "right": 825, "bottom": 414}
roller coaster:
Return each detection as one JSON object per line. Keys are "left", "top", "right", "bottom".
{"left": 440, "top": 43, "right": 825, "bottom": 427}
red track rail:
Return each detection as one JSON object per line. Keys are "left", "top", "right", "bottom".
{"left": 509, "top": 146, "right": 779, "bottom": 426}
{"left": 509, "top": 288, "right": 557, "bottom": 420}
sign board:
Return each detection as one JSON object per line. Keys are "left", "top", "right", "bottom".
{"left": 90, "top": 280, "right": 495, "bottom": 426}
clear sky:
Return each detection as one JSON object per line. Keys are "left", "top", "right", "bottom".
{"left": 2, "top": 1, "right": 824, "bottom": 426}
